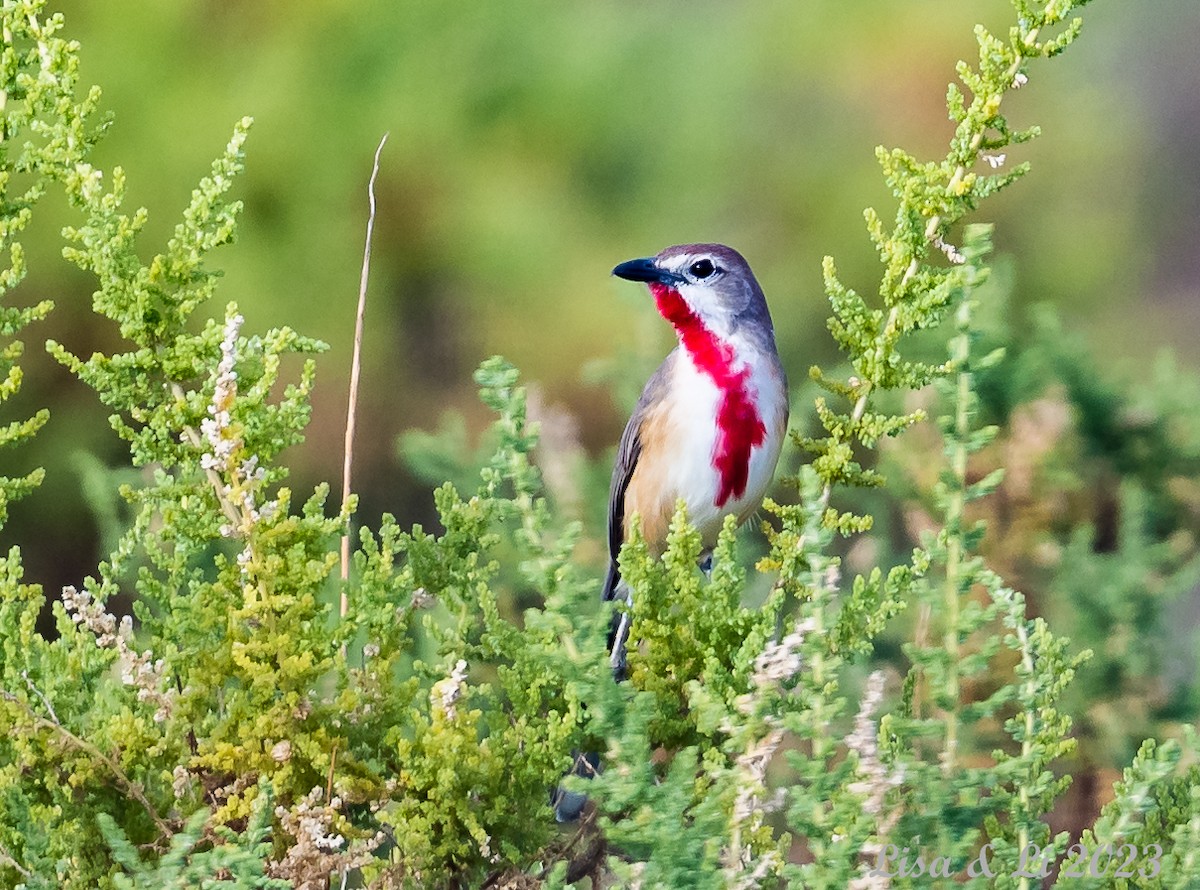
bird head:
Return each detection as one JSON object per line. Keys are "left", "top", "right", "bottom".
{"left": 612, "top": 243, "right": 774, "bottom": 344}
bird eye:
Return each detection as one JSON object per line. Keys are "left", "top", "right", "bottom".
{"left": 689, "top": 259, "right": 716, "bottom": 279}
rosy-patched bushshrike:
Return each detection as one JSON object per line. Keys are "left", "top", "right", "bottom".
{"left": 605, "top": 243, "right": 789, "bottom": 675}
{"left": 553, "top": 244, "right": 788, "bottom": 823}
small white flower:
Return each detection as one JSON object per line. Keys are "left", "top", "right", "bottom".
{"left": 934, "top": 235, "right": 966, "bottom": 265}
{"left": 983, "top": 152, "right": 1007, "bottom": 169}
{"left": 172, "top": 765, "right": 191, "bottom": 800}
{"left": 845, "top": 671, "right": 904, "bottom": 814}
{"left": 433, "top": 659, "right": 469, "bottom": 720}
{"left": 1012, "top": 71, "right": 1028, "bottom": 89}
{"left": 750, "top": 619, "right": 814, "bottom": 694}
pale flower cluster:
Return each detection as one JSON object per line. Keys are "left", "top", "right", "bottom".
{"left": 269, "top": 787, "right": 384, "bottom": 890}
{"left": 195, "top": 311, "right": 276, "bottom": 570}
{"left": 199, "top": 311, "right": 243, "bottom": 477}
{"left": 409, "top": 586, "right": 434, "bottom": 610}
{"left": 432, "top": 658, "right": 469, "bottom": 720}
{"left": 171, "top": 765, "right": 191, "bottom": 800}
{"left": 61, "top": 585, "right": 173, "bottom": 722}
{"left": 726, "top": 725, "right": 786, "bottom": 888}
{"left": 724, "top": 619, "right": 816, "bottom": 887}
{"left": 933, "top": 234, "right": 966, "bottom": 265}
{"left": 751, "top": 619, "right": 815, "bottom": 690}
{"left": 846, "top": 671, "right": 906, "bottom": 889}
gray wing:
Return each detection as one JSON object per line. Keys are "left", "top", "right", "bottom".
{"left": 603, "top": 412, "right": 643, "bottom": 602}
{"left": 602, "top": 355, "right": 673, "bottom": 602}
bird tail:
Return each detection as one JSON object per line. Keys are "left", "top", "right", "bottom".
{"left": 554, "top": 569, "right": 629, "bottom": 823}
{"left": 551, "top": 751, "right": 601, "bottom": 823}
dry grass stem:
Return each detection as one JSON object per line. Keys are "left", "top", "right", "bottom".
{"left": 340, "top": 133, "right": 389, "bottom": 616}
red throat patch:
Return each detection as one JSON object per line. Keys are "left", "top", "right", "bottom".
{"left": 650, "top": 283, "right": 766, "bottom": 507}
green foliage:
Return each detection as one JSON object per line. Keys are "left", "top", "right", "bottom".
{"left": 97, "top": 782, "right": 289, "bottom": 889}
{"left": 2, "top": 1, "right": 1198, "bottom": 889}
{"left": 619, "top": 509, "right": 780, "bottom": 748}
{"left": 2, "top": 4, "right": 594, "bottom": 886}
{"left": 1110, "top": 752, "right": 1200, "bottom": 890}
{"left": 0, "top": 1, "right": 86, "bottom": 527}
{"left": 805, "top": 0, "right": 1094, "bottom": 529}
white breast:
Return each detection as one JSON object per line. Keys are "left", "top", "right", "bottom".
{"left": 660, "top": 347, "right": 787, "bottom": 546}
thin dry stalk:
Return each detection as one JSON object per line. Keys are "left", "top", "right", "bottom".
{"left": 340, "top": 133, "right": 389, "bottom": 618}
{"left": 0, "top": 840, "right": 30, "bottom": 879}
{"left": 1, "top": 688, "right": 173, "bottom": 842}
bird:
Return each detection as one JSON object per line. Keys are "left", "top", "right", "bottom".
{"left": 604, "top": 243, "right": 789, "bottom": 675}
{"left": 551, "top": 244, "right": 788, "bottom": 824}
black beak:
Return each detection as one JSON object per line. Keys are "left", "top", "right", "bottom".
{"left": 612, "top": 257, "right": 682, "bottom": 286}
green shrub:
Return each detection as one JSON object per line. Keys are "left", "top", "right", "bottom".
{"left": 1, "top": 1, "right": 1197, "bottom": 888}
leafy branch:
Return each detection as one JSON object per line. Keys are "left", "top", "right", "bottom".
{"left": 805, "top": 0, "right": 1095, "bottom": 531}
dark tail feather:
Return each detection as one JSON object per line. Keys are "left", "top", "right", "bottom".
{"left": 552, "top": 751, "right": 601, "bottom": 822}
{"left": 601, "top": 558, "right": 620, "bottom": 601}
{"left": 556, "top": 563, "right": 631, "bottom": 823}
{"left": 559, "top": 552, "right": 713, "bottom": 823}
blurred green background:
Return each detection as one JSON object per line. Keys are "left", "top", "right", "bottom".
{"left": 5, "top": 1, "right": 1199, "bottom": 643}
